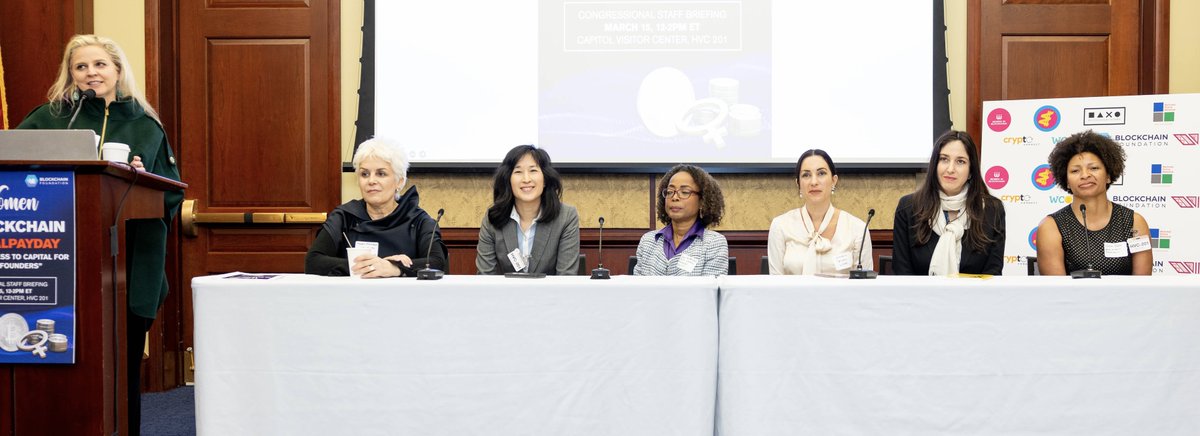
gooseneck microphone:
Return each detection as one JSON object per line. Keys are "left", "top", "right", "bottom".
{"left": 1070, "top": 204, "right": 1102, "bottom": 279}
{"left": 417, "top": 208, "right": 445, "bottom": 280}
{"left": 591, "top": 216, "right": 610, "bottom": 279}
{"left": 849, "top": 208, "right": 878, "bottom": 279}
{"left": 66, "top": 89, "right": 96, "bottom": 130}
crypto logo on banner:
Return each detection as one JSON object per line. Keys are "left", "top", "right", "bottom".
{"left": 0, "top": 171, "right": 76, "bottom": 364}
{"left": 983, "top": 93, "right": 1200, "bottom": 275}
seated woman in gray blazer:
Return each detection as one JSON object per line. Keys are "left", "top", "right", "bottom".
{"left": 634, "top": 164, "right": 728, "bottom": 276}
{"left": 476, "top": 145, "right": 581, "bottom": 275}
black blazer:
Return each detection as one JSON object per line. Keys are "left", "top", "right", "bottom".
{"left": 891, "top": 193, "right": 1006, "bottom": 275}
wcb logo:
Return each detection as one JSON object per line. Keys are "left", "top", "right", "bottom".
{"left": 1049, "top": 194, "right": 1073, "bottom": 204}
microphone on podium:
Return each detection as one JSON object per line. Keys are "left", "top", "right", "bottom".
{"left": 67, "top": 89, "right": 96, "bottom": 130}
{"left": 849, "top": 208, "right": 878, "bottom": 279}
{"left": 591, "top": 216, "right": 610, "bottom": 279}
{"left": 417, "top": 208, "right": 445, "bottom": 280}
{"left": 1070, "top": 204, "right": 1102, "bottom": 279}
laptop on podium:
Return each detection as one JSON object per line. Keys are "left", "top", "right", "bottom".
{"left": 0, "top": 129, "right": 99, "bottom": 160}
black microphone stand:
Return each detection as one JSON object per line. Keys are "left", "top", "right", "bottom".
{"left": 1070, "top": 203, "right": 1102, "bottom": 279}
{"left": 417, "top": 208, "right": 445, "bottom": 280}
{"left": 66, "top": 89, "right": 96, "bottom": 130}
{"left": 849, "top": 208, "right": 878, "bottom": 279}
{"left": 591, "top": 217, "right": 610, "bottom": 279}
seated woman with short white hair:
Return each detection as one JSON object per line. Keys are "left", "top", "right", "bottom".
{"left": 305, "top": 138, "right": 446, "bottom": 277}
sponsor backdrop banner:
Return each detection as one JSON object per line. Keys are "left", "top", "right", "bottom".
{"left": 0, "top": 171, "right": 76, "bottom": 364}
{"left": 982, "top": 94, "right": 1199, "bottom": 276}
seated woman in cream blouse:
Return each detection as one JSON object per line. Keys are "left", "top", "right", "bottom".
{"left": 768, "top": 149, "right": 872, "bottom": 275}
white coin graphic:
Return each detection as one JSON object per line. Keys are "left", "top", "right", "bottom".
{"left": 637, "top": 67, "right": 696, "bottom": 138}
{"left": 0, "top": 313, "right": 30, "bottom": 353}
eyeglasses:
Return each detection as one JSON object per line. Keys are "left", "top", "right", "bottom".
{"left": 662, "top": 189, "right": 699, "bottom": 199}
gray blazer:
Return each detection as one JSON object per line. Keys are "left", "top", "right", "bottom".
{"left": 475, "top": 204, "right": 581, "bottom": 275}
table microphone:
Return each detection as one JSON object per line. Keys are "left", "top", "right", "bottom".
{"left": 67, "top": 89, "right": 96, "bottom": 130}
{"left": 417, "top": 208, "right": 445, "bottom": 280}
{"left": 591, "top": 216, "right": 610, "bottom": 279}
{"left": 1070, "top": 204, "right": 1102, "bottom": 279}
{"left": 849, "top": 208, "right": 878, "bottom": 279}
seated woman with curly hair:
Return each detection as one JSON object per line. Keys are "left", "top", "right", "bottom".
{"left": 1036, "top": 130, "right": 1153, "bottom": 275}
{"left": 634, "top": 164, "right": 728, "bottom": 276}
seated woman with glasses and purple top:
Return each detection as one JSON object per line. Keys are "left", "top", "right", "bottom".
{"left": 633, "top": 164, "right": 729, "bottom": 276}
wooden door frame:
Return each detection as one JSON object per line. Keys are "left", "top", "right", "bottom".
{"left": 966, "top": 0, "right": 1169, "bottom": 144}
{"left": 144, "top": 0, "right": 183, "bottom": 391}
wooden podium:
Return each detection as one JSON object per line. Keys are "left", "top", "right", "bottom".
{"left": 0, "top": 161, "right": 185, "bottom": 436}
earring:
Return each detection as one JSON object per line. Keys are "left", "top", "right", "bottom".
{"left": 831, "top": 186, "right": 837, "bottom": 193}
{"left": 71, "top": 89, "right": 80, "bottom": 100}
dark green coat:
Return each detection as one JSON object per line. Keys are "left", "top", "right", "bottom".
{"left": 18, "top": 98, "right": 184, "bottom": 319}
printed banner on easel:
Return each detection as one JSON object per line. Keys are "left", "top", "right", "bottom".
{"left": 982, "top": 94, "right": 1200, "bottom": 276}
{"left": 0, "top": 171, "right": 77, "bottom": 363}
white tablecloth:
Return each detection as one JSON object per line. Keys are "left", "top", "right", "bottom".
{"left": 192, "top": 275, "right": 719, "bottom": 436}
{"left": 717, "top": 275, "right": 1200, "bottom": 435}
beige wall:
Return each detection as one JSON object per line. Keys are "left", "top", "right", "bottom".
{"left": 95, "top": 0, "right": 146, "bottom": 97}
{"left": 95, "top": 1, "right": 1200, "bottom": 230}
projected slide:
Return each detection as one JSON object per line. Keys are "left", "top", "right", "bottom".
{"left": 540, "top": 2, "right": 770, "bottom": 162}
{"left": 376, "top": 1, "right": 933, "bottom": 165}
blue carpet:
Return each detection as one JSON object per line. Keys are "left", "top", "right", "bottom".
{"left": 141, "top": 386, "right": 196, "bottom": 436}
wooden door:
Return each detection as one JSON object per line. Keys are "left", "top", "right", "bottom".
{"left": 172, "top": 0, "right": 341, "bottom": 384}
{"left": 967, "top": 0, "right": 1169, "bottom": 142}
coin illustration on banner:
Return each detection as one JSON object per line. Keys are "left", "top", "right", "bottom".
{"left": 0, "top": 313, "right": 31, "bottom": 352}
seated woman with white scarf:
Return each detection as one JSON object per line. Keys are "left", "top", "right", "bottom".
{"left": 768, "top": 149, "right": 872, "bottom": 275}
{"left": 892, "top": 130, "right": 1006, "bottom": 276}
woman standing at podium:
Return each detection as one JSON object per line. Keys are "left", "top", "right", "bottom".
{"left": 17, "top": 35, "right": 183, "bottom": 435}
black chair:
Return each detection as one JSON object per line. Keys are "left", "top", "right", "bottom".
{"left": 760, "top": 255, "right": 769, "bottom": 274}
{"left": 1026, "top": 256, "right": 1039, "bottom": 276}
{"left": 628, "top": 255, "right": 638, "bottom": 275}
{"left": 727, "top": 256, "right": 737, "bottom": 275}
{"left": 577, "top": 253, "right": 587, "bottom": 276}
{"left": 878, "top": 255, "right": 893, "bottom": 275}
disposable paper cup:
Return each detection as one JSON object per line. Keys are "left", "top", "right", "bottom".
{"left": 101, "top": 142, "right": 131, "bottom": 163}
{"left": 346, "top": 246, "right": 378, "bottom": 278}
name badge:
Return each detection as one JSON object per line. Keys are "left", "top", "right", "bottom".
{"left": 355, "top": 241, "right": 379, "bottom": 251}
{"left": 677, "top": 254, "right": 698, "bottom": 273}
{"left": 1104, "top": 241, "right": 1129, "bottom": 258}
{"left": 833, "top": 252, "right": 854, "bottom": 271}
{"left": 1127, "top": 235, "right": 1151, "bottom": 253}
{"left": 507, "top": 248, "right": 528, "bottom": 272}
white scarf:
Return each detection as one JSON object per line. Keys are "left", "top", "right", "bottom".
{"left": 798, "top": 205, "right": 834, "bottom": 275}
{"left": 928, "top": 188, "right": 971, "bottom": 276}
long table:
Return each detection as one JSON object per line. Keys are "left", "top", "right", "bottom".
{"left": 192, "top": 275, "right": 719, "bottom": 436}
{"left": 193, "top": 275, "right": 1200, "bottom": 435}
{"left": 718, "top": 275, "right": 1200, "bottom": 435}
